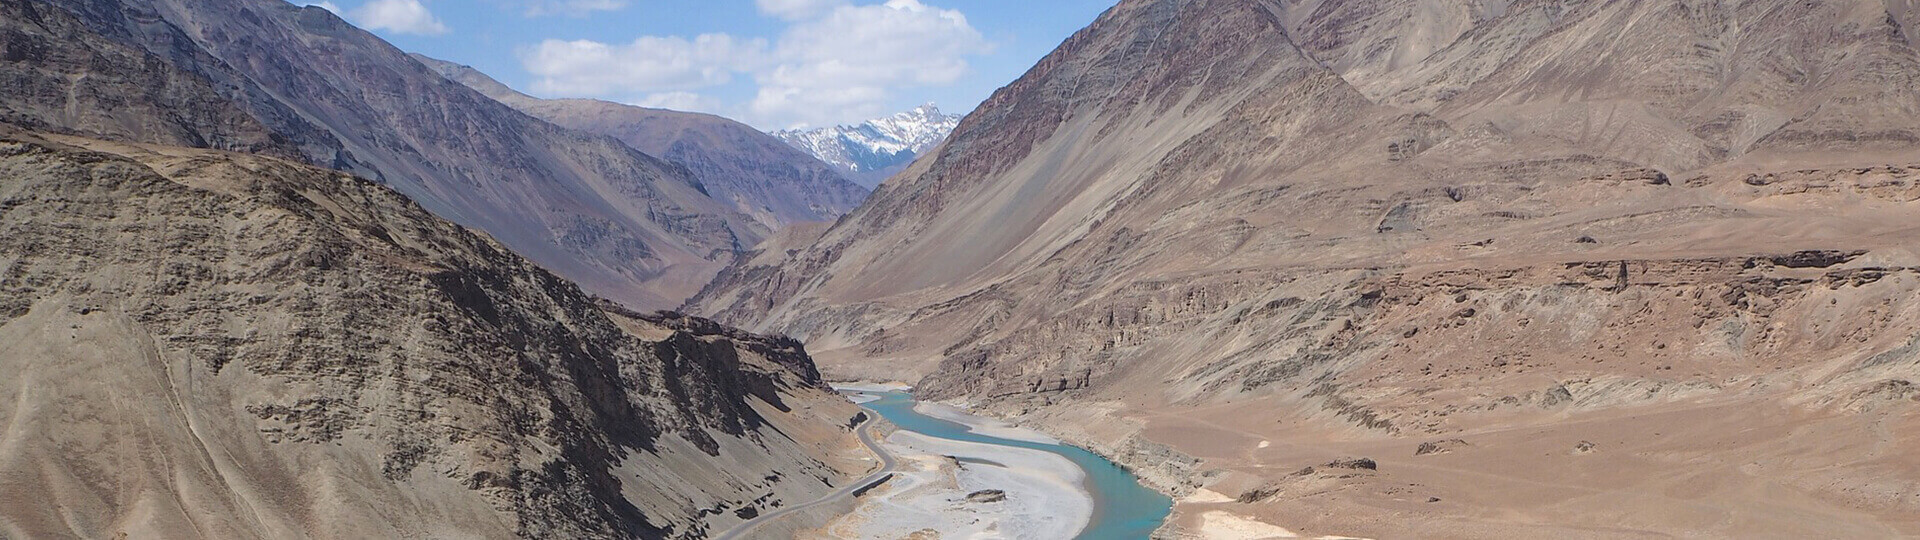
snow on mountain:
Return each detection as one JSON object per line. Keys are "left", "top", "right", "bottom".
{"left": 773, "top": 104, "right": 962, "bottom": 188}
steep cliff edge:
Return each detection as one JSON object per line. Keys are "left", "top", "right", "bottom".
{"left": 0, "top": 129, "right": 863, "bottom": 539}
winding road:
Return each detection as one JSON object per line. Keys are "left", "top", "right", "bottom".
{"left": 714, "top": 406, "right": 896, "bottom": 540}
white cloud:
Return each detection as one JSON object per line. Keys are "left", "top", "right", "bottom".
{"left": 522, "top": 34, "right": 768, "bottom": 95}
{"left": 300, "top": 1, "right": 343, "bottom": 13}
{"left": 349, "top": 0, "right": 450, "bottom": 36}
{"left": 756, "top": 0, "right": 847, "bottom": 21}
{"left": 518, "top": 0, "right": 988, "bottom": 128}
{"left": 520, "top": 0, "right": 627, "bottom": 17}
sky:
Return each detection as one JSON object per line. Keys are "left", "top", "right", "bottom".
{"left": 298, "top": 0, "right": 1114, "bottom": 130}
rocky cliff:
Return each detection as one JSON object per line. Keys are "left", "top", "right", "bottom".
{"left": 690, "top": 0, "right": 1920, "bottom": 536}
{"left": 0, "top": 128, "right": 863, "bottom": 539}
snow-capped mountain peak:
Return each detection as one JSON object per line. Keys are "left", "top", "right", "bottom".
{"left": 773, "top": 104, "right": 963, "bottom": 188}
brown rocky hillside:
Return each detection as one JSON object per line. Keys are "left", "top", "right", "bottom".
{"left": 1, "top": 0, "right": 768, "bottom": 309}
{"left": 0, "top": 128, "right": 864, "bottom": 540}
{"left": 689, "top": 0, "right": 1920, "bottom": 536}
{"left": 417, "top": 55, "right": 870, "bottom": 231}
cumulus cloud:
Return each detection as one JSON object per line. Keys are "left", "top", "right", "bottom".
{"left": 349, "top": 0, "right": 449, "bottom": 36}
{"left": 522, "top": 34, "right": 769, "bottom": 95}
{"left": 751, "top": 0, "right": 987, "bottom": 125}
{"left": 520, "top": 0, "right": 627, "bottom": 17}
{"left": 518, "top": 0, "right": 989, "bottom": 128}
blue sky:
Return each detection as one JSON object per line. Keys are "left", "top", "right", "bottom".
{"left": 301, "top": 0, "right": 1113, "bottom": 130}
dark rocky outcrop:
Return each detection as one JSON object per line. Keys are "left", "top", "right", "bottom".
{"left": 966, "top": 489, "right": 1008, "bottom": 503}
{"left": 1415, "top": 439, "right": 1470, "bottom": 456}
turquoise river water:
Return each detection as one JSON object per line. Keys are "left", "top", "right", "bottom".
{"left": 855, "top": 391, "right": 1173, "bottom": 539}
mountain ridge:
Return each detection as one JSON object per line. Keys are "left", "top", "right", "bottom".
{"left": 6, "top": 0, "right": 769, "bottom": 310}
{"left": 415, "top": 54, "right": 871, "bottom": 230}
{"left": 690, "top": 0, "right": 1920, "bottom": 536}
{"left": 0, "top": 127, "right": 864, "bottom": 539}
{"left": 772, "top": 104, "right": 962, "bottom": 188}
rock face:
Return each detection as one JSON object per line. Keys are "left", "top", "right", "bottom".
{"left": 772, "top": 104, "right": 962, "bottom": 188}
{"left": 0, "top": 129, "right": 861, "bottom": 539}
{"left": 3, "top": 0, "right": 767, "bottom": 310}
{"left": 966, "top": 489, "right": 1008, "bottom": 503}
{"left": 416, "top": 55, "right": 870, "bottom": 230}
{"left": 690, "top": 0, "right": 1920, "bottom": 536}
{"left": 0, "top": 0, "right": 337, "bottom": 160}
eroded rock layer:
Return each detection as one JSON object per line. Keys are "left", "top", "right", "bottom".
{"left": 0, "top": 130, "right": 862, "bottom": 540}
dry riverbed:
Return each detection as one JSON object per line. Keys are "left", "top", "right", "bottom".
{"left": 805, "top": 387, "right": 1093, "bottom": 539}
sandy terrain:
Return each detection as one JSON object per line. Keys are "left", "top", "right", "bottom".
{"left": 805, "top": 414, "right": 1092, "bottom": 539}
{"left": 1129, "top": 394, "right": 1920, "bottom": 539}
{"left": 833, "top": 381, "right": 915, "bottom": 393}
{"left": 916, "top": 402, "right": 1063, "bottom": 445}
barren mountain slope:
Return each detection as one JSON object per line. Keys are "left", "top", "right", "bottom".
{"left": 417, "top": 55, "right": 869, "bottom": 230}
{"left": 690, "top": 0, "right": 1920, "bottom": 536}
{"left": 0, "top": 129, "right": 864, "bottom": 540}
{"left": 0, "top": 0, "right": 338, "bottom": 161}
{"left": 1289, "top": 0, "right": 1920, "bottom": 169}
{"left": 18, "top": 0, "right": 767, "bottom": 309}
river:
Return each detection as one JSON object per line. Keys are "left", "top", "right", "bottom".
{"left": 854, "top": 391, "right": 1173, "bottom": 539}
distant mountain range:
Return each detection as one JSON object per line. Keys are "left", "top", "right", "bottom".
{"left": 416, "top": 55, "right": 871, "bottom": 231}
{"left": 773, "top": 105, "right": 962, "bottom": 188}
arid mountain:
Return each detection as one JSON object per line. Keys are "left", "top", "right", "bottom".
{"left": 0, "top": 0, "right": 341, "bottom": 161}
{"left": 416, "top": 55, "right": 870, "bottom": 230}
{"left": 4, "top": 0, "right": 767, "bottom": 310}
{"left": 691, "top": 0, "right": 1920, "bottom": 537}
{"left": 0, "top": 128, "right": 866, "bottom": 540}
{"left": 773, "top": 105, "right": 962, "bottom": 188}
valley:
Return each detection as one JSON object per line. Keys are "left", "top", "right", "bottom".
{"left": 689, "top": 0, "right": 1920, "bottom": 537}
{"left": 7, "top": 0, "right": 1920, "bottom": 538}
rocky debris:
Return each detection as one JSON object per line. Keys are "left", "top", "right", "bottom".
{"left": 1377, "top": 201, "right": 1418, "bottom": 233}
{"left": 1416, "top": 439, "right": 1471, "bottom": 456}
{"left": 1574, "top": 441, "right": 1599, "bottom": 455}
{"left": 1541, "top": 384, "right": 1576, "bottom": 408}
{"left": 966, "top": 489, "right": 1008, "bottom": 503}
{"left": 1753, "top": 250, "right": 1868, "bottom": 269}
{"left": 1325, "top": 458, "right": 1379, "bottom": 471}
{"left": 1842, "top": 380, "right": 1920, "bottom": 412}
{"left": 1585, "top": 168, "right": 1671, "bottom": 186}
{"left": 1238, "top": 484, "right": 1285, "bottom": 504}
